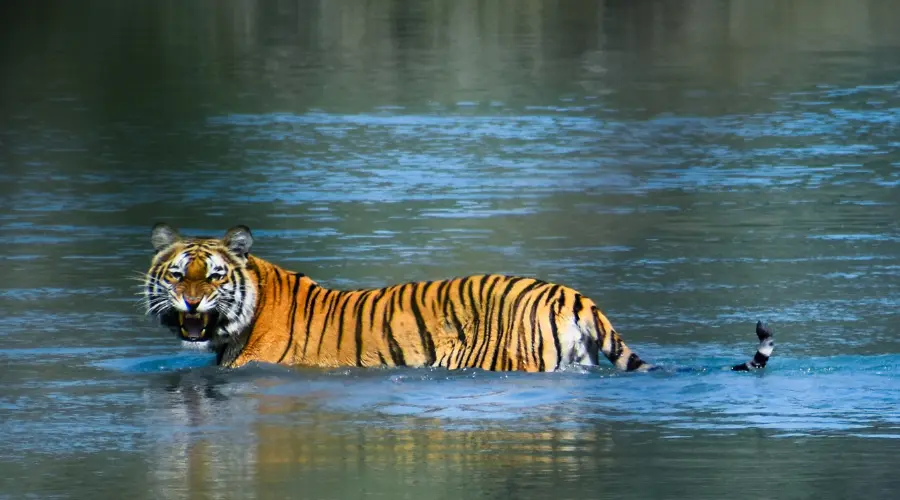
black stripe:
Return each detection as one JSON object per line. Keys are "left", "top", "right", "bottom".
{"left": 219, "top": 248, "right": 241, "bottom": 267}
{"left": 547, "top": 285, "right": 563, "bottom": 307}
{"left": 626, "top": 353, "right": 644, "bottom": 371}
{"left": 514, "top": 313, "right": 525, "bottom": 371}
{"left": 572, "top": 293, "right": 583, "bottom": 319}
{"left": 436, "top": 350, "right": 449, "bottom": 368}
{"left": 498, "top": 278, "right": 527, "bottom": 371}
{"left": 541, "top": 285, "right": 562, "bottom": 370}
{"left": 245, "top": 254, "right": 260, "bottom": 275}
{"left": 549, "top": 302, "right": 562, "bottom": 370}
{"left": 263, "top": 265, "right": 276, "bottom": 303}
{"left": 421, "top": 280, "right": 440, "bottom": 341}
{"left": 144, "top": 273, "right": 155, "bottom": 306}
{"left": 384, "top": 287, "right": 406, "bottom": 366}
{"left": 277, "top": 274, "right": 303, "bottom": 363}
{"left": 232, "top": 268, "right": 246, "bottom": 323}
{"left": 610, "top": 335, "right": 622, "bottom": 364}
{"left": 529, "top": 285, "right": 555, "bottom": 371}
{"left": 490, "top": 278, "right": 523, "bottom": 371}
{"left": 153, "top": 247, "right": 177, "bottom": 265}
{"left": 458, "top": 277, "right": 471, "bottom": 311}
{"left": 152, "top": 264, "right": 166, "bottom": 285}
{"left": 367, "top": 288, "right": 386, "bottom": 364}
{"left": 276, "top": 267, "right": 289, "bottom": 302}
{"left": 586, "top": 307, "right": 602, "bottom": 365}
{"left": 369, "top": 288, "right": 384, "bottom": 326}
{"left": 421, "top": 280, "right": 436, "bottom": 298}
{"left": 446, "top": 296, "right": 466, "bottom": 344}
{"left": 452, "top": 286, "right": 474, "bottom": 369}
{"left": 435, "top": 278, "right": 457, "bottom": 347}
{"left": 334, "top": 292, "right": 355, "bottom": 356}
{"left": 459, "top": 277, "right": 485, "bottom": 368}
{"left": 354, "top": 290, "right": 375, "bottom": 367}
{"left": 149, "top": 265, "right": 165, "bottom": 298}
{"left": 509, "top": 281, "right": 541, "bottom": 370}
{"left": 410, "top": 284, "right": 436, "bottom": 366}
{"left": 396, "top": 284, "right": 409, "bottom": 312}
{"left": 301, "top": 285, "right": 320, "bottom": 357}
{"left": 474, "top": 276, "right": 502, "bottom": 369}
{"left": 509, "top": 280, "right": 541, "bottom": 369}
{"left": 146, "top": 264, "right": 167, "bottom": 315}
{"left": 449, "top": 281, "right": 471, "bottom": 368}
{"left": 435, "top": 279, "right": 451, "bottom": 306}
{"left": 528, "top": 285, "right": 549, "bottom": 371}
{"left": 452, "top": 278, "right": 470, "bottom": 345}
{"left": 270, "top": 267, "right": 283, "bottom": 304}
{"left": 251, "top": 266, "right": 266, "bottom": 316}
{"left": 468, "top": 277, "right": 493, "bottom": 369}
{"left": 459, "top": 277, "right": 484, "bottom": 368}
{"left": 453, "top": 335, "right": 468, "bottom": 369}
{"left": 316, "top": 290, "right": 341, "bottom": 356}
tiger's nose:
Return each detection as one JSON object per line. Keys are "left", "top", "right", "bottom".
{"left": 183, "top": 295, "right": 202, "bottom": 313}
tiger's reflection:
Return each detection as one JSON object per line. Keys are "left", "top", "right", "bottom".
{"left": 142, "top": 369, "right": 617, "bottom": 498}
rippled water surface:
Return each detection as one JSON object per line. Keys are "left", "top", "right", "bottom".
{"left": 3, "top": 1, "right": 900, "bottom": 498}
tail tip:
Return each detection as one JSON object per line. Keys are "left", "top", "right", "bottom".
{"left": 733, "top": 320, "right": 775, "bottom": 371}
{"left": 756, "top": 320, "right": 773, "bottom": 341}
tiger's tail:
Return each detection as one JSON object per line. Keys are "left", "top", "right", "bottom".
{"left": 731, "top": 321, "right": 775, "bottom": 371}
{"left": 584, "top": 306, "right": 774, "bottom": 373}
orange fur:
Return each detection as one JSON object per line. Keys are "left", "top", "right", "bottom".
{"left": 144, "top": 224, "right": 652, "bottom": 372}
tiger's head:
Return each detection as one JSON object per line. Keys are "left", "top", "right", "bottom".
{"left": 143, "top": 223, "right": 257, "bottom": 351}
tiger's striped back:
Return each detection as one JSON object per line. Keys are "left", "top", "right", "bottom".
{"left": 228, "top": 256, "right": 649, "bottom": 372}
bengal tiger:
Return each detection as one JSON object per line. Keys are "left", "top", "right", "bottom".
{"left": 142, "top": 223, "right": 774, "bottom": 373}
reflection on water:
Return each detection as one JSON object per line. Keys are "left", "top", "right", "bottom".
{"left": 133, "top": 364, "right": 900, "bottom": 499}
{"left": 3, "top": 0, "right": 900, "bottom": 498}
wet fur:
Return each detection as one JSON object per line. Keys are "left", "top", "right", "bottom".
{"left": 144, "top": 224, "right": 773, "bottom": 373}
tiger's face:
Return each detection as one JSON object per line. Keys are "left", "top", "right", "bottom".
{"left": 144, "top": 223, "right": 257, "bottom": 351}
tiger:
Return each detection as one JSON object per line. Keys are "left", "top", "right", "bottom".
{"left": 143, "top": 223, "right": 774, "bottom": 373}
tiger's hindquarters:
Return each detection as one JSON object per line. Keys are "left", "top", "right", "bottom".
{"left": 588, "top": 307, "right": 653, "bottom": 372}
{"left": 601, "top": 329, "right": 653, "bottom": 372}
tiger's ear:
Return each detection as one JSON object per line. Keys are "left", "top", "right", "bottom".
{"left": 223, "top": 225, "right": 254, "bottom": 257}
{"left": 151, "top": 223, "right": 181, "bottom": 252}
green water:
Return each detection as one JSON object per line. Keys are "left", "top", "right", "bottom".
{"left": 2, "top": 1, "right": 900, "bottom": 498}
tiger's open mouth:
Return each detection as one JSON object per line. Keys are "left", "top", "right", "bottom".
{"left": 178, "top": 312, "right": 212, "bottom": 342}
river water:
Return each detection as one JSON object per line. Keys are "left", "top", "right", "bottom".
{"left": 2, "top": 1, "right": 900, "bottom": 498}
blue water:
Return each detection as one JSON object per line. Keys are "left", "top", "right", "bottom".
{"left": 3, "top": 1, "right": 900, "bottom": 498}
{"left": 82, "top": 349, "right": 900, "bottom": 434}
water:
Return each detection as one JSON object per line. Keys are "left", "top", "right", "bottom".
{"left": 2, "top": 0, "right": 900, "bottom": 498}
